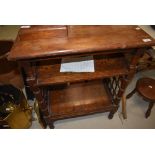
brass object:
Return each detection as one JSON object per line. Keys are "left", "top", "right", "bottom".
{"left": 0, "top": 86, "right": 32, "bottom": 129}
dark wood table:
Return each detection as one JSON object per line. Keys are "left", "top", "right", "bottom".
{"left": 8, "top": 26, "right": 155, "bottom": 128}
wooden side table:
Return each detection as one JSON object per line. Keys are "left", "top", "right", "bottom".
{"left": 8, "top": 26, "right": 155, "bottom": 128}
{"left": 126, "top": 78, "right": 155, "bottom": 118}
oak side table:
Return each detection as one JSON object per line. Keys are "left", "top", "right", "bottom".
{"left": 9, "top": 26, "right": 155, "bottom": 128}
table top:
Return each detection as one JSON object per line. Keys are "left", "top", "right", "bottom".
{"left": 137, "top": 78, "right": 155, "bottom": 101}
{"left": 9, "top": 25, "right": 155, "bottom": 60}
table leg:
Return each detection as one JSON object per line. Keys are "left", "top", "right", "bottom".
{"left": 145, "top": 102, "right": 154, "bottom": 118}
{"left": 122, "top": 93, "right": 127, "bottom": 119}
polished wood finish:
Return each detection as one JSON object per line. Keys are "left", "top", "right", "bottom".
{"left": 8, "top": 26, "right": 155, "bottom": 128}
{"left": 36, "top": 54, "right": 129, "bottom": 86}
{"left": 49, "top": 80, "right": 115, "bottom": 120}
{"left": 137, "top": 78, "right": 155, "bottom": 101}
{"left": 126, "top": 78, "right": 155, "bottom": 118}
{"left": 8, "top": 26, "right": 155, "bottom": 60}
{"left": 18, "top": 26, "right": 67, "bottom": 41}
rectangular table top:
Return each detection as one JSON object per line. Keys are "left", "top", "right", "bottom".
{"left": 9, "top": 25, "right": 155, "bottom": 60}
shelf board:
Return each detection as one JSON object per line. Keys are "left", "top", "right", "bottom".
{"left": 36, "top": 54, "right": 129, "bottom": 86}
{"left": 48, "top": 80, "right": 114, "bottom": 120}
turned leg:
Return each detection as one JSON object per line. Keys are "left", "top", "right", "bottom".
{"left": 108, "top": 111, "right": 115, "bottom": 119}
{"left": 122, "top": 94, "right": 127, "bottom": 119}
{"left": 39, "top": 109, "right": 47, "bottom": 129}
{"left": 108, "top": 107, "right": 118, "bottom": 119}
{"left": 21, "top": 61, "right": 51, "bottom": 128}
{"left": 126, "top": 88, "right": 137, "bottom": 99}
{"left": 145, "top": 102, "right": 154, "bottom": 118}
{"left": 49, "top": 121, "right": 55, "bottom": 129}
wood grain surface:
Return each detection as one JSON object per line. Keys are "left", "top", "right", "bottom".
{"left": 9, "top": 26, "right": 155, "bottom": 60}
{"left": 49, "top": 80, "right": 114, "bottom": 120}
{"left": 36, "top": 54, "right": 129, "bottom": 86}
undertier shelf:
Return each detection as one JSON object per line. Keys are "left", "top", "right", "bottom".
{"left": 48, "top": 80, "right": 115, "bottom": 120}
{"left": 36, "top": 54, "right": 129, "bottom": 86}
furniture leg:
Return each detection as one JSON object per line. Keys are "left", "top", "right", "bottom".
{"left": 126, "top": 88, "right": 136, "bottom": 99}
{"left": 145, "top": 102, "right": 154, "bottom": 118}
{"left": 21, "top": 62, "right": 51, "bottom": 128}
{"left": 108, "top": 111, "right": 115, "bottom": 119}
{"left": 39, "top": 109, "right": 47, "bottom": 129}
{"left": 21, "top": 68, "right": 34, "bottom": 100}
{"left": 122, "top": 93, "right": 127, "bottom": 119}
{"left": 48, "top": 121, "right": 55, "bottom": 129}
{"left": 108, "top": 107, "right": 117, "bottom": 119}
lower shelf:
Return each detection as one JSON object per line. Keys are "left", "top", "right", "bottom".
{"left": 48, "top": 80, "right": 116, "bottom": 120}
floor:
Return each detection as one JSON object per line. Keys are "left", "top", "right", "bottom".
{"left": 0, "top": 25, "right": 155, "bottom": 129}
